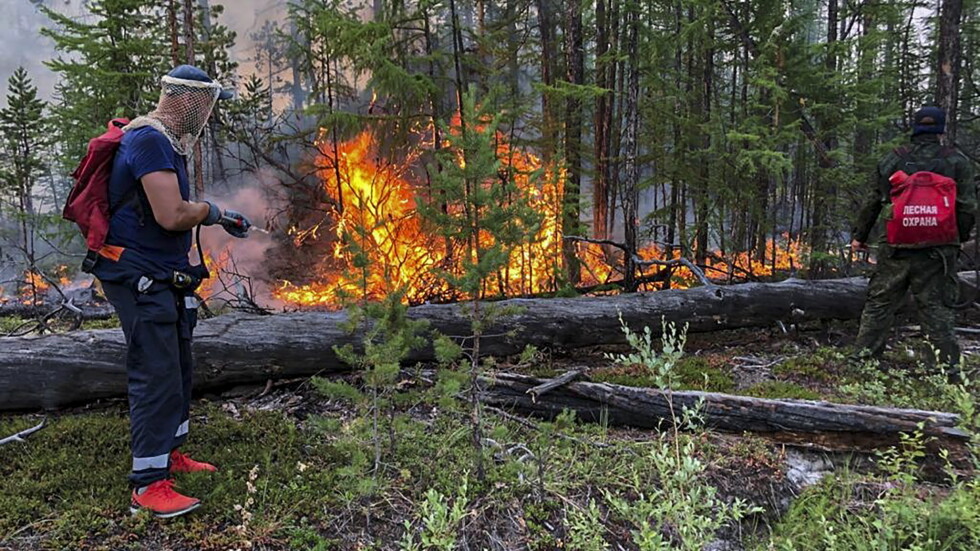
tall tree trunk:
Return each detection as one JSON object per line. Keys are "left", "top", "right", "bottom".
{"left": 182, "top": 0, "right": 204, "bottom": 198}
{"left": 562, "top": 0, "right": 584, "bottom": 284}
{"left": 854, "top": 11, "right": 875, "bottom": 174}
{"left": 694, "top": 15, "right": 714, "bottom": 265}
{"left": 937, "top": 0, "right": 963, "bottom": 143}
{"left": 536, "top": 0, "right": 557, "bottom": 163}
{"left": 807, "top": 0, "right": 839, "bottom": 276}
{"left": 448, "top": 0, "right": 467, "bottom": 116}
{"left": 623, "top": 4, "right": 640, "bottom": 293}
{"left": 506, "top": 0, "right": 521, "bottom": 98}
{"left": 607, "top": 0, "right": 623, "bottom": 238}
{"left": 167, "top": 0, "right": 180, "bottom": 66}
{"left": 668, "top": 0, "right": 683, "bottom": 251}
{"left": 198, "top": 0, "right": 223, "bottom": 184}
{"left": 593, "top": 0, "right": 610, "bottom": 240}
{"left": 289, "top": 16, "right": 307, "bottom": 114}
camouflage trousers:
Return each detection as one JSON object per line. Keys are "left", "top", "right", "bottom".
{"left": 854, "top": 246, "right": 960, "bottom": 366}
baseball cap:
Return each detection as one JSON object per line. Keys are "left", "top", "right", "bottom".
{"left": 166, "top": 65, "right": 234, "bottom": 100}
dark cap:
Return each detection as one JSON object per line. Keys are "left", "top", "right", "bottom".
{"left": 165, "top": 65, "right": 234, "bottom": 100}
{"left": 912, "top": 106, "right": 946, "bottom": 136}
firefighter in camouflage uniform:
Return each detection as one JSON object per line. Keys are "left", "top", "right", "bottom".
{"left": 850, "top": 106, "right": 976, "bottom": 380}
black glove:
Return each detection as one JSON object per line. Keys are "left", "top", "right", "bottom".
{"left": 219, "top": 209, "right": 251, "bottom": 238}
{"left": 202, "top": 201, "right": 251, "bottom": 238}
{"left": 202, "top": 201, "right": 222, "bottom": 226}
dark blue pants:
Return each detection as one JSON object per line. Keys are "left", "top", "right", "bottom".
{"left": 102, "top": 280, "right": 197, "bottom": 488}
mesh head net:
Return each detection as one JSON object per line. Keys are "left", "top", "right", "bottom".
{"left": 126, "top": 75, "right": 222, "bottom": 155}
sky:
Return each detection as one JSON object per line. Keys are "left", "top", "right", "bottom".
{"left": 0, "top": 0, "right": 286, "bottom": 107}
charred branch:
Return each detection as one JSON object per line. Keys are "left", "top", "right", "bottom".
{"left": 564, "top": 235, "right": 712, "bottom": 286}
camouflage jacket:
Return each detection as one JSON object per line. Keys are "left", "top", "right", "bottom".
{"left": 851, "top": 134, "right": 976, "bottom": 246}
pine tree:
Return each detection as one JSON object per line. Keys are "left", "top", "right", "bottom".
{"left": 40, "top": 0, "right": 172, "bottom": 167}
{"left": 419, "top": 87, "right": 543, "bottom": 479}
{"left": 0, "top": 68, "right": 49, "bottom": 303}
{"left": 41, "top": 0, "right": 235, "bottom": 174}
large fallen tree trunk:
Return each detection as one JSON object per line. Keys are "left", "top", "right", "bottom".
{"left": 0, "top": 273, "right": 973, "bottom": 411}
{"left": 478, "top": 372, "right": 970, "bottom": 451}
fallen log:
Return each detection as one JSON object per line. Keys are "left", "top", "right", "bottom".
{"left": 0, "top": 302, "right": 116, "bottom": 321}
{"left": 0, "top": 273, "right": 972, "bottom": 411}
{"left": 479, "top": 372, "right": 970, "bottom": 451}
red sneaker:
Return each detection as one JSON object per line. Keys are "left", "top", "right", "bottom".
{"left": 170, "top": 449, "right": 218, "bottom": 474}
{"left": 130, "top": 479, "right": 200, "bottom": 518}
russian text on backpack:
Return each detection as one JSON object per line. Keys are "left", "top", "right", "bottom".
{"left": 63, "top": 118, "right": 130, "bottom": 271}
{"left": 885, "top": 146, "right": 959, "bottom": 247}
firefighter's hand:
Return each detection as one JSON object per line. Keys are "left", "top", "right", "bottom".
{"left": 218, "top": 210, "right": 251, "bottom": 238}
{"left": 202, "top": 201, "right": 222, "bottom": 226}
{"left": 851, "top": 239, "right": 868, "bottom": 253}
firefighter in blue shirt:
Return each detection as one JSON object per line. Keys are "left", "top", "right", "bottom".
{"left": 92, "top": 65, "right": 250, "bottom": 518}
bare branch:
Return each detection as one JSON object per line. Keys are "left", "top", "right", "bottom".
{"left": 0, "top": 419, "right": 45, "bottom": 446}
{"left": 563, "top": 235, "right": 713, "bottom": 287}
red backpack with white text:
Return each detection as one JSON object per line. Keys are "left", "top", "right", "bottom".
{"left": 885, "top": 147, "right": 959, "bottom": 247}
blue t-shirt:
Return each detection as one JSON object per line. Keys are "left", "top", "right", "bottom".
{"left": 106, "top": 126, "right": 192, "bottom": 270}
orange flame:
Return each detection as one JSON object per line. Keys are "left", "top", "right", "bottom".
{"left": 274, "top": 128, "right": 565, "bottom": 308}
{"left": 575, "top": 235, "right": 807, "bottom": 290}
{"left": 272, "top": 126, "right": 806, "bottom": 308}
{"left": 196, "top": 247, "right": 233, "bottom": 300}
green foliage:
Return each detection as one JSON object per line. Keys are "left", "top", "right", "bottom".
{"left": 81, "top": 316, "right": 121, "bottom": 330}
{"left": 0, "top": 67, "right": 48, "bottom": 207}
{"left": 3, "top": 383, "right": 975, "bottom": 550}
{"left": 41, "top": 0, "right": 235, "bottom": 169}
{"left": 604, "top": 314, "right": 689, "bottom": 389}
{"left": 325, "top": 289, "right": 428, "bottom": 481}
{"left": 311, "top": 378, "right": 365, "bottom": 405}
{"left": 874, "top": 428, "right": 927, "bottom": 486}
{"left": 674, "top": 357, "right": 736, "bottom": 392}
{"left": 773, "top": 348, "right": 842, "bottom": 382}
{"left": 762, "top": 383, "right": 980, "bottom": 550}
{"left": 838, "top": 355, "right": 975, "bottom": 411}
{"left": 41, "top": 0, "right": 171, "bottom": 166}
{"left": 591, "top": 356, "right": 734, "bottom": 393}
{"left": 420, "top": 86, "right": 544, "bottom": 301}
{"left": 399, "top": 480, "right": 470, "bottom": 550}
{"left": 433, "top": 333, "right": 464, "bottom": 367}
{"left": 564, "top": 498, "right": 608, "bottom": 551}
{"left": 763, "top": 475, "right": 980, "bottom": 551}
{"left": 0, "top": 67, "right": 76, "bottom": 285}
{"left": 604, "top": 436, "right": 762, "bottom": 550}
{"left": 333, "top": 291, "right": 428, "bottom": 390}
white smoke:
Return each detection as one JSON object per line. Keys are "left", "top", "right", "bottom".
{"left": 0, "top": 0, "right": 85, "bottom": 105}
{"left": 0, "top": 0, "right": 288, "bottom": 105}
{"left": 199, "top": 168, "right": 295, "bottom": 310}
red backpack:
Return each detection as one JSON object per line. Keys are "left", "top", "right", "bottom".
{"left": 885, "top": 147, "right": 959, "bottom": 247}
{"left": 63, "top": 118, "right": 130, "bottom": 258}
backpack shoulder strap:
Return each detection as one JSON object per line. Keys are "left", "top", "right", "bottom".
{"left": 894, "top": 146, "right": 911, "bottom": 158}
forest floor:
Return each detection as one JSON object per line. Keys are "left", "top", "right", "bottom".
{"left": 1, "top": 316, "right": 979, "bottom": 550}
